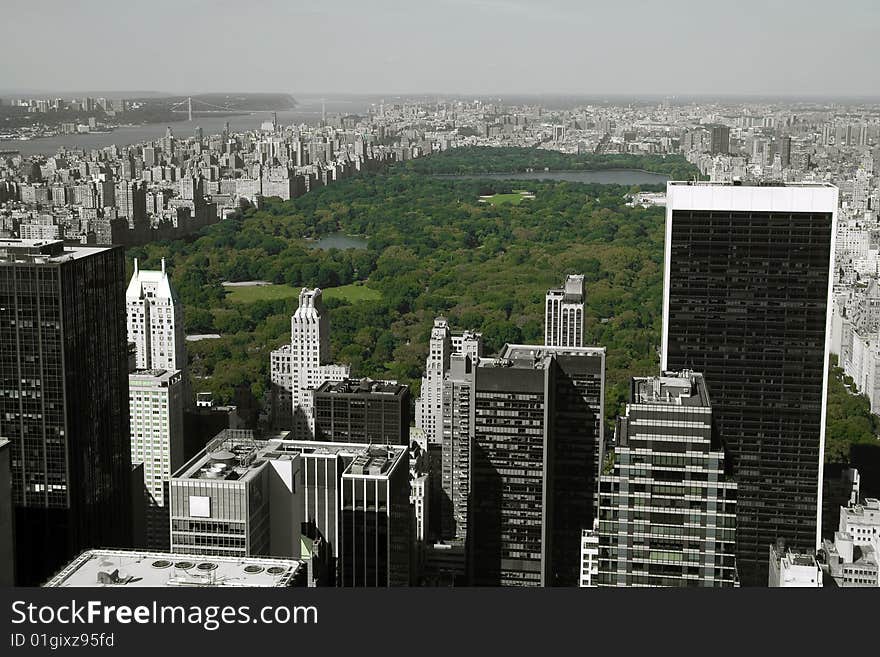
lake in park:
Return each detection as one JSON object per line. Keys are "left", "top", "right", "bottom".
{"left": 309, "top": 233, "right": 368, "bottom": 250}
{"left": 441, "top": 169, "right": 669, "bottom": 185}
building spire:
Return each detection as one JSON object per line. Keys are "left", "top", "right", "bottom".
{"left": 133, "top": 258, "right": 138, "bottom": 275}
{"left": 161, "top": 258, "right": 166, "bottom": 275}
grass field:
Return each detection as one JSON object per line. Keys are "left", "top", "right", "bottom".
{"left": 226, "top": 282, "right": 382, "bottom": 304}
{"left": 322, "top": 283, "right": 383, "bottom": 303}
{"left": 225, "top": 283, "right": 300, "bottom": 304}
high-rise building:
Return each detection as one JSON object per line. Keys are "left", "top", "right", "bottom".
{"left": 440, "top": 353, "right": 475, "bottom": 544}
{"left": 129, "top": 369, "right": 184, "bottom": 550}
{"left": 313, "top": 378, "right": 411, "bottom": 445}
{"left": 501, "top": 344, "right": 605, "bottom": 586}
{"left": 169, "top": 430, "right": 411, "bottom": 586}
{"left": 339, "top": 446, "right": 413, "bottom": 587}
{"left": 597, "top": 371, "right": 738, "bottom": 587}
{"left": 663, "top": 181, "right": 838, "bottom": 585}
{"left": 269, "top": 288, "right": 349, "bottom": 436}
{"left": 544, "top": 274, "right": 585, "bottom": 348}
{"left": 0, "top": 239, "right": 132, "bottom": 585}
{"left": 126, "top": 259, "right": 186, "bottom": 373}
{"left": 470, "top": 355, "right": 553, "bottom": 586}
{"left": 709, "top": 124, "right": 730, "bottom": 155}
{"left": 0, "top": 438, "right": 13, "bottom": 587}
{"left": 415, "top": 317, "right": 482, "bottom": 447}
{"left": 466, "top": 343, "right": 606, "bottom": 587}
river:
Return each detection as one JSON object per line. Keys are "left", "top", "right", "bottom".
{"left": 0, "top": 97, "right": 373, "bottom": 157}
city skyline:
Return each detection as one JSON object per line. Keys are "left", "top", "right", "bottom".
{"left": 1, "top": 0, "right": 878, "bottom": 97}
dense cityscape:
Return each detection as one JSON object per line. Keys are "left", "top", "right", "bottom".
{"left": 0, "top": 89, "right": 878, "bottom": 590}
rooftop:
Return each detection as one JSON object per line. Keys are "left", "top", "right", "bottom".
{"left": 44, "top": 550, "right": 303, "bottom": 587}
{"left": 631, "top": 370, "right": 710, "bottom": 408}
{"left": 0, "top": 239, "right": 113, "bottom": 263}
{"left": 316, "top": 377, "right": 407, "bottom": 397}
{"left": 172, "top": 429, "right": 408, "bottom": 482}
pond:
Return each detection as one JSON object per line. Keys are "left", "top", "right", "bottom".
{"left": 309, "top": 233, "right": 368, "bottom": 250}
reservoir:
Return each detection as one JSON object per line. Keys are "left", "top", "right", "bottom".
{"left": 440, "top": 169, "right": 669, "bottom": 185}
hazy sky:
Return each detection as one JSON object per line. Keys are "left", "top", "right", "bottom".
{"left": 2, "top": 0, "right": 878, "bottom": 97}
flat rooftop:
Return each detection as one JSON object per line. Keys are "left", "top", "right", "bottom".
{"left": 316, "top": 377, "right": 407, "bottom": 397}
{"left": 668, "top": 180, "right": 837, "bottom": 189}
{"left": 501, "top": 344, "right": 605, "bottom": 360}
{"left": 172, "top": 429, "right": 408, "bottom": 482}
{"left": 0, "top": 239, "right": 114, "bottom": 263}
{"left": 631, "top": 370, "right": 710, "bottom": 408}
{"left": 44, "top": 549, "right": 303, "bottom": 587}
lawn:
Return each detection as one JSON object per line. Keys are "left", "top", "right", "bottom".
{"left": 226, "top": 282, "right": 382, "bottom": 304}
{"left": 322, "top": 283, "right": 383, "bottom": 303}
{"left": 225, "top": 283, "right": 300, "bottom": 304}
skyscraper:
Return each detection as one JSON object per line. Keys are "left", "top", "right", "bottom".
{"left": 0, "top": 239, "right": 132, "bottom": 585}
{"left": 470, "top": 355, "right": 553, "bottom": 586}
{"left": 597, "top": 371, "right": 738, "bottom": 587}
{"left": 415, "top": 317, "right": 482, "bottom": 447}
{"left": 126, "top": 258, "right": 186, "bottom": 373}
{"left": 544, "top": 274, "right": 585, "bottom": 348}
{"left": 662, "top": 181, "right": 838, "bottom": 585}
{"left": 128, "top": 369, "right": 184, "bottom": 550}
{"left": 270, "top": 288, "right": 349, "bottom": 436}
{"left": 501, "top": 344, "right": 606, "bottom": 586}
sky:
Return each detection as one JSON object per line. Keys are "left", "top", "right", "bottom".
{"left": 1, "top": 0, "right": 878, "bottom": 98}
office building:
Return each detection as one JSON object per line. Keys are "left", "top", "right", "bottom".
{"left": 501, "top": 344, "right": 605, "bottom": 587}
{"left": 663, "top": 181, "right": 838, "bottom": 585}
{"left": 768, "top": 543, "right": 823, "bottom": 587}
{"left": 169, "top": 430, "right": 411, "bottom": 586}
{"left": 313, "top": 378, "right": 410, "bottom": 445}
{"left": 470, "top": 354, "right": 552, "bottom": 586}
{"left": 0, "top": 439, "right": 13, "bottom": 587}
{"left": 340, "top": 446, "right": 413, "bottom": 587}
{"left": 544, "top": 274, "right": 586, "bottom": 348}
{"left": 126, "top": 259, "right": 186, "bottom": 374}
{"left": 0, "top": 239, "right": 132, "bottom": 585}
{"left": 597, "top": 371, "right": 738, "bottom": 587}
{"left": 44, "top": 549, "right": 304, "bottom": 587}
{"left": 269, "top": 288, "right": 349, "bottom": 435}
{"left": 129, "top": 369, "right": 185, "bottom": 550}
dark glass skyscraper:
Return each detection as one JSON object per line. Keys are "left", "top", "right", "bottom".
{"left": 662, "top": 182, "right": 837, "bottom": 585}
{"left": 0, "top": 239, "right": 132, "bottom": 585}
{"left": 469, "top": 344, "right": 605, "bottom": 587}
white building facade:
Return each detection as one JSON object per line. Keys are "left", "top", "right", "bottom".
{"left": 544, "top": 274, "right": 585, "bottom": 348}
{"left": 126, "top": 258, "right": 186, "bottom": 373}
{"left": 270, "top": 288, "right": 349, "bottom": 437}
{"left": 129, "top": 369, "right": 184, "bottom": 550}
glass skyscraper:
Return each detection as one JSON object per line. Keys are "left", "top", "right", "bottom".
{"left": 662, "top": 182, "right": 837, "bottom": 585}
{"left": 0, "top": 239, "right": 132, "bottom": 585}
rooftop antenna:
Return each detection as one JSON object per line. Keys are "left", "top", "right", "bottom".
{"left": 161, "top": 258, "right": 166, "bottom": 275}
{"left": 133, "top": 258, "right": 138, "bottom": 275}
